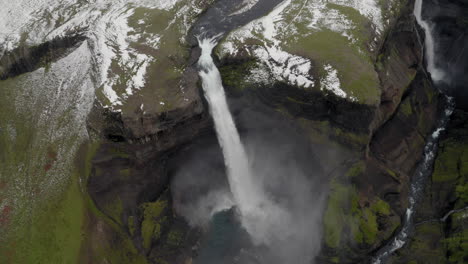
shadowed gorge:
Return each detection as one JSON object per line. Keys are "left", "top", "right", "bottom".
{"left": 0, "top": 0, "right": 467, "bottom": 263}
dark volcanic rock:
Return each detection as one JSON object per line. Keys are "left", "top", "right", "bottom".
{"left": 389, "top": 109, "right": 468, "bottom": 263}
{"left": 86, "top": 95, "right": 212, "bottom": 263}
{"left": 425, "top": 0, "right": 468, "bottom": 109}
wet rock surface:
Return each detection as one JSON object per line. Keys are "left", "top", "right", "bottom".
{"left": 389, "top": 109, "right": 468, "bottom": 263}
{"left": 425, "top": 0, "right": 468, "bottom": 109}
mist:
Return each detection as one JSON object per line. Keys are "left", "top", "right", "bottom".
{"left": 171, "top": 94, "right": 329, "bottom": 264}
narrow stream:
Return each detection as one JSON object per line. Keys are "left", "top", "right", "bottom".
{"left": 372, "top": 99, "right": 454, "bottom": 263}
{"left": 371, "top": 0, "right": 456, "bottom": 261}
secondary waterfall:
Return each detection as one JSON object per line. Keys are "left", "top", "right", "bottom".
{"left": 414, "top": 0, "right": 444, "bottom": 82}
{"left": 197, "top": 36, "right": 291, "bottom": 246}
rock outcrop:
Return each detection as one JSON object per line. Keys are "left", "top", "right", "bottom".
{"left": 389, "top": 109, "right": 468, "bottom": 263}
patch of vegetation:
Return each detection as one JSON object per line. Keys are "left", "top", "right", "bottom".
{"left": 332, "top": 125, "right": 370, "bottom": 149}
{"left": 141, "top": 199, "right": 169, "bottom": 250}
{"left": 346, "top": 162, "right": 366, "bottom": 178}
{"left": 399, "top": 98, "right": 413, "bottom": 117}
{"left": 1, "top": 169, "right": 85, "bottom": 264}
{"left": 432, "top": 140, "right": 464, "bottom": 183}
{"left": 445, "top": 229, "right": 468, "bottom": 264}
{"left": 323, "top": 179, "right": 395, "bottom": 251}
{"left": 219, "top": 59, "right": 258, "bottom": 93}
{"left": 323, "top": 181, "right": 352, "bottom": 248}
{"left": 386, "top": 168, "right": 399, "bottom": 181}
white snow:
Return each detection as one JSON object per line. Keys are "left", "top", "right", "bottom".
{"left": 219, "top": 0, "right": 389, "bottom": 100}
{"left": 321, "top": 64, "right": 354, "bottom": 100}
{"left": 0, "top": 0, "right": 208, "bottom": 110}
{"left": 329, "top": 0, "right": 383, "bottom": 32}
{"left": 230, "top": 0, "right": 260, "bottom": 16}
{"left": 222, "top": 0, "right": 314, "bottom": 88}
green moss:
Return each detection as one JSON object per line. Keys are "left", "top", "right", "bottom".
{"left": 219, "top": 59, "right": 258, "bottom": 93}
{"left": 455, "top": 183, "right": 468, "bottom": 204}
{"left": 104, "top": 197, "right": 124, "bottom": 226}
{"left": 128, "top": 216, "right": 136, "bottom": 236}
{"left": 443, "top": 229, "right": 468, "bottom": 263}
{"left": 356, "top": 199, "right": 393, "bottom": 245}
{"left": 371, "top": 199, "right": 391, "bottom": 215}
{"left": 399, "top": 98, "right": 413, "bottom": 117}
{"left": 346, "top": 162, "right": 366, "bottom": 178}
{"left": 1, "top": 172, "right": 85, "bottom": 264}
{"left": 141, "top": 199, "right": 168, "bottom": 250}
{"left": 401, "top": 223, "right": 446, "bottom": 263}
{"left": 433, "top": 141, "right": 463, "bottom": 183}
{"left": 167, "top": 228, "right": 185, "bottom": 247}
{"left": 360, "top": 207, "right": 379, "bottom": 244}
{"left": 386, "top": 168, "right": 399, "bottom": 181}
{"left": 323, "top": 181, "right": 354, "bottom": 248}
{"left": 333, "top": 126, "right": 369, "bottom": 149}
{"left": 323, "top": 180, "right": 387, "bottom": 248}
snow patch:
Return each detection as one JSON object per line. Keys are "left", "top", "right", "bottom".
{"left": 222, "top": 0, "right": 314, "bottom": 88}
{"left": 320, "top": 64, "right": 357, "bottom": 101}
{"left": 0, "top": 0, "right": 206, "bottom": 110}
{"left": 230, "top": 0, "right": 260, "bottom": 16}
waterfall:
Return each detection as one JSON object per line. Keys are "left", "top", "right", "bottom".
{"left": 414, "top": 0, "right": 444, "bottom": 82}
{"left": 370, "top": 1, "right": 457, "bottom": 262}
{"left": 197, "top": 36, "right": 291, "bottom": 246}
{"left": 197, "top": 37, "right": 261, "bottom": 213}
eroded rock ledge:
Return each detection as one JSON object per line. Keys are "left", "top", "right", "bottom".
{"left": 82, "top": 0, "right": 446, "bottom": 263}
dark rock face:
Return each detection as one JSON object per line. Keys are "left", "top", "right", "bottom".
{"left": 425, "top": 0, "right": 468, "bottom": 109}
{"left": 215, "top": 1, "right": 445, "bottom": 263}
{"left": 82, "top": 0, "right": 459, "bottom": 263}
{"left": 0, "top": 33, "right": 86, "bottom": 80}
{"left": 389, "top": 109, "right": 468, "bottom": 263}
{"left": 86, "top": 102, "right": 212, "bottom": 263}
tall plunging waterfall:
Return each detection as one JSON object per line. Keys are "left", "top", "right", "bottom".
{"left": 197, "top": 37, "right": 261, "bottom": 213}
{"left": 197, "top": 37, "right": 291, "bottom": 246}
{"left": 414, "top": 0, "right": 444, "bottom": 82}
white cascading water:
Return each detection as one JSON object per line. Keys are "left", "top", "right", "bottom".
{"left": 414, "top": 0, "right": 445, "bottom": 82}
{"left": 197, "top": 36, "right": 290, "bottom": 245}
{"left": 372, "top": 1, "right": 455, "bottom": 263}
{"left": 197, "top": 37, "right": 261, "bottom": 211}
